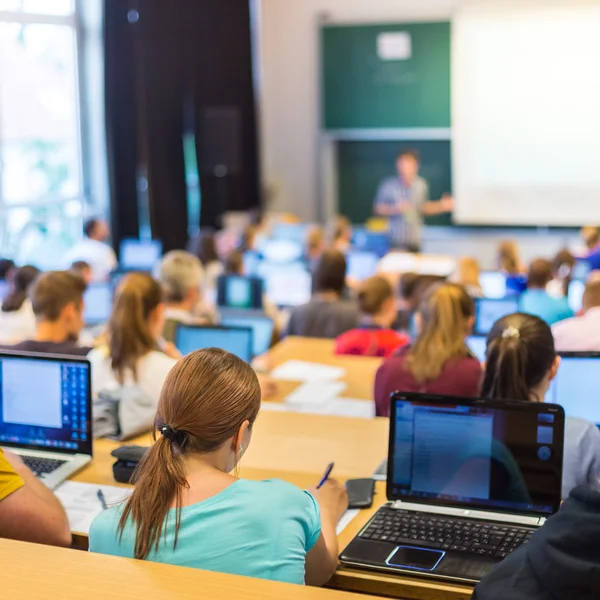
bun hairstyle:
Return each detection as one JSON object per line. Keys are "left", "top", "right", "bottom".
{"left": 2, "top": 265, "right": 40, "bottom": 313}
{"left": 482, "top": 313, "right": 556, "bottom": 402}
{"left": 357, "top": 275, "right": 393, "bottom": 316}
{"left": 118, "top": 348, "right": 261, "bottom": 560}
{"left": 108, "top": 272, "right": 164, "bottom": 383}
{"left": 406, "top": 282, "right": 474, "bottom": 382}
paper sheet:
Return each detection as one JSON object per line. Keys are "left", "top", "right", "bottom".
{"left": 271, "top": 360, "right": 346, "bottom": 382}
{"left": 54, "top": 481, "right": 132, "bottom": 535}
{"left": 336, "top": 509, "right": 361, "bottom": 535}
{"left": 260, "top": 402, "right": 289, "bottom": 412}
{"left": 285, "top": 382, "right": 347, "bottom": 407}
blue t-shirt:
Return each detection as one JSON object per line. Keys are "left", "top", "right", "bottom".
{"left": 518, "top": 290, "right": 574, "bottom": 325}
{"left": 89, "top": 479, "right": 321, "bottom": 585}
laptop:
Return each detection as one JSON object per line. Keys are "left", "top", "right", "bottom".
{"left": 466, "top": 335, "right": 487, "bottom": 362}
{"left": 545, "top": 352, "right": 600, "bottom": 425}
{"left": 347, "top": 251, "right": 379, "bottom": 282}
{"left": 340, "top": 392, "right": 564, "bottom": 584}
{"left": 175, "top": 324, "right": 254, "bottom": 363}
{"left": 567, "top": 279, "right": 585, "bottom": 313}
{"left": 0, "top": 352, "right": 93, "bottom": 489}
{"left": 83, "top": 283, "right": 113, "bottom": 326}
{"left": 474, "top": 297, "right": 520, "bottom": 335}
{"left": 217, "top": 275, "right": 264, "bottom": 310}
{"left": 220, "top": 313, "right": 275, "bottom": 357}
{"left": 479, "top": 272, "right": 507, "bottom": 299}
{"left": 260, "top": 263, "right": 312, "bottom": 308}
{"left": 120, "top": 239, "right": 163, "bottom": 272}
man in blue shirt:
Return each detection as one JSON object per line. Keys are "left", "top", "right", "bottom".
{"left": 373, "top": 149, "right": 453, "bottom": 251}
{"left": 519, "top": 258, "right": 574, "bottom": 325}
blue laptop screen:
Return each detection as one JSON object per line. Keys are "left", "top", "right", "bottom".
{"left": 120, "top": 239, "right": 162, "bottom": 271}
{"left": 467, "top": 336, "right": 487, "bottom": 362}
{"left": 176, "top": 326, "right": 253, "bottom": 363}
{"left": 475, "top": 298, "right": 520, "bottom": 335}
{"left": 220, "top": 316, "right": 274, "bottom": 357}
{"left": 347, "top": 251, "right": 379, "bottom": 281}
{"left": 0, "top": 355, "right": 91, "bottom": 455}
{"left": 389, "top": 397, "right": 563, "bottom": 516}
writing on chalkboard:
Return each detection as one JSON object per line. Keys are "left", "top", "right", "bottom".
{"left": 377, "top": 32, "right": 412, "bottom": 60}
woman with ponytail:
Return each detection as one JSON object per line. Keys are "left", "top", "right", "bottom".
{"left": 374, "top": 282, "right": 482, "bottom": 416}
{"left": 89, "top": 349, "right": 348, "bottom": 586}
{"left": 87, "top": 273, "right": 180, "bottom": 406}
{"left": 0, "top": 265, "right": 39, "bottom": 344}
{"left": 482, "top": 312, "right": 600, "bottom": 499}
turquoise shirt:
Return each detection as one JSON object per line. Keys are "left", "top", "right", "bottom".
{"left": 519, "top": 290, "right": 574, "bottom": 325}
{"left": 89, "top": 479, "right": 321, "bottom": 585}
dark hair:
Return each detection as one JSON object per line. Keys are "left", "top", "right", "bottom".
{"left": 583, "top": 281, "right": 600, "bottom": 311}
{"left": 239, "top": 225, "right": 257, "bottom": 253}
{"left": 83, "top": 218, "right": 100, "bottom": 238}
{"left": 0, "top": 259, "right": 15, "bottom": 280}
{"left": 29, "top": 271, "right": 86, "bottom": 320}
{"left": 527, "top": 258, "right": 553, "bottom": 289}
{"left": 108, "top": 273, "right": 163, "bottom": 383}
{"left": 188, "top": 229, "right": 219, "bottom": 264}
{"left": 358, "top": 276, "right": 393, "bottom": 315}
{"left": 312, "top": 249, "right": 347, "bottom": 295}
{"left": 551, "top": 249, "right": 575, "bottom": 296}
{"left": 224, "top": 250, "right": 243, "bottom": 275}
{"left": 71, "top": 260, "right": 91, "bottom": 273}
{"left": 482, "top": 313, "right": 555, "bottom": 402}
{"left": 118, "top": 349, "right": 261, "bottom": 560}
{"left": 2, "top": 266, "right": 41, "bottom": 313}
{"left": 398, "top": 149, "right": 421, "bottom": 163}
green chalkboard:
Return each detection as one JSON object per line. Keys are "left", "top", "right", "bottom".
{"left": 337, "top": 141, "right": 452, "bottom": 226}
{"left": 322, "top": 22, "right": 451, "bottom": 129}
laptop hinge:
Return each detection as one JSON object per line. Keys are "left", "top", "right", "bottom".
{"left": 390, "top": 500, "right": 547, "bottom": 527}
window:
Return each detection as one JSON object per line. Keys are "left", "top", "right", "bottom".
{"left": 0, "top": 1, "right": 89, "bottom": 268}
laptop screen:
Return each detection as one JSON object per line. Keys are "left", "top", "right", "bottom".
{"left": 120, "top": 239, "right": 162, "bottom": 271}
{"left": 217, "top": 276, "right": 263, "bottom": 310}
{"left": 83, "top": 283, "right": 112, "bottom": 325}
{"left": 347, "top": 251, "right": 379, "bottom": 281}
{"left": 545, "top": 354, "right": 600, "bottom": 424}
{"left": 389, "top": 394, "right": 564, "bottom": 516}
{"left": 175, "top": 325, "right": 253, "bottom": 363}
{"left": 479, "top": 272, "right": 507, "bottom": 299}
{"left": 260, "top": 263, "right": 312, "bottom": 307}
{"left": 474, "top": 297, "right": 520, "bottom": 335}
{"left": 567, "top": 280, "right": 585, "bottom": 313}
{"left": 0, "top": 353, "right": 91, "bottom": 456}
{"left": 466, "top": 335, "right": 487, "bottom": 362}
{"left": 220, "top": 315, "right": 274, "bottom": 357}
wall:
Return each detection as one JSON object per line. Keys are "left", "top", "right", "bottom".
{"left": 259, "top": 0, "right": 458, "bottom": 221}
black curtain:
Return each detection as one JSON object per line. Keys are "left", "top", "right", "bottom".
{"left": 104, "top": 0, "right": 260, "bottom": 253}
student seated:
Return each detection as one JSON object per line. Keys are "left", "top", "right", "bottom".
{"left": 519, "top": 258, "right": 573, "bottom": 325}
{"left": 330, "top": 215, "right": 353, "bottom": 254}
{"left": 87, "top": 273, "right": 179, "bottom": 407}
{"left": 0, "top": 271, "right": 91, "bottom": 356}
{"left": 158, "top": 250, "right": 213, "bottom": 343}
{"left": 374, "top": 283, "right": 482, "bottom": 417}
{"left": 89, "top": 349, "right": 348, "bottom": 586}
{"left": 497, "top": 240, "right": 527, "bottom": 294}
{"left": 553, "top": 280, "right": 600, "bottom": 351}
{"left": 482, "top": 313, "right": 600, "bottom": 499}
{"left": 0, "top": 448, "right": 71, "bottom": 547}
{"left": 286, "top": 249, "right": 359, "bottom": 339}
{"left": 304, "top": 225, "right": 326, "bottom": 272}
{"left": 546, "top": 249, "right": 575, "bottom": 299}
{"left": 451, "top": 257, "right": 483, "bottom": 298}
{"left": 335, "top": 275, "right": 409, "bottom": 358}
{"left": 187, "top": 228, "right": 224, "bottom": 296}
{"left": 0, "top": 265, "right": 39, "bottom": 344}
{"left": 393, "top": 272, "right": 444, "bottom": 334}
{"left": 70, "top": 260, "right": 93, "bottom": 285}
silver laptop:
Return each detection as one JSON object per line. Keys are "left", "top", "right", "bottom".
{"left": 0, "top": 351, "right": 93, "bottom": 489}
{"left": 341, "top": 392, "right": 564, "bottom": 584}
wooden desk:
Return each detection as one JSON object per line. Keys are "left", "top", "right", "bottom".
{"left": 264, "top": 337, "right": 383, "bottom": 403}
{"left": 1, "top": 538, "right": 382, "bottom": 600}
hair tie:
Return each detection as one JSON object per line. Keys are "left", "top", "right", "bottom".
{"left": 160, "top": 425, "right": 178, "bottom": 442}
{"left": 502, "top": 326, "right": 520, "bottom": 340}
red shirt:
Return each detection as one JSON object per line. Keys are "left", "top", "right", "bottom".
{"left": 374, "top": 347, "right": 483, "bottom": 417}
{"left": 335, "top": 328, "right": 410, "bottom": 358}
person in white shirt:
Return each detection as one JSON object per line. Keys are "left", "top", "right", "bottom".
{"left": 87, "top": 273, "right": 180, "bottom": 411}
{"left": 0, "top": 265, "right": 39, "bottom": 344}
{"left": 552, "top": 280, "right": 600, "bottom": 352}
{"left": 64, "top": 218, "right": 117, "bottom": 283}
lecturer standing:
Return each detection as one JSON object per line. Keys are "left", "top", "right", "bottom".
{"left": 374, "top": 149, "right": 453, "bottom": 251}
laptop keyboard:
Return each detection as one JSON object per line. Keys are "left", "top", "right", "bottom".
{"left": 22, "top": 456, "right": 67, "bottom": 477}
{"left": 360, "top": 506, "right": 533, "bottom": 559}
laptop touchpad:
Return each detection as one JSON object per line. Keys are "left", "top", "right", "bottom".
{"left": 386, "top": 546, "right": 445, "bottom": 571}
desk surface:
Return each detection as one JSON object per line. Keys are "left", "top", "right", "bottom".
{"left": 1, "top": 538, "right": 383, "bottom": 600}
{"left": 264, "top": 337, "right": 383, "bottom": 403}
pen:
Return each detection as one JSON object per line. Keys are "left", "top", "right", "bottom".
{"left": 317, "top": 462, "right": 335, "bottom": 489}
{"left": 97, "top": 489, "right": 108, "bottom": 510}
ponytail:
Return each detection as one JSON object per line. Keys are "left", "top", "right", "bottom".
{"left": 108, "top": 273, "right": 163, "bottom": 383}
{"left": 2, "top": 265, "right": 40, "bottom": 313}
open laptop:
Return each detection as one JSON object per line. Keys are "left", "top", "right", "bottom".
{"left": 474, "top": 297, "right": 520, "bottom": 335}
{"left": 545, "top": 352, "right": 600, "bottom": 425}
{"left": 119, "top": 239, "right": 163, "bottom": 272}
{"left": 175, "top": 324, "right": 254, "bottom": 363}
{"left": 260, "top": 263, "right": 312, "bottom": 308}
{"left": 220, "top": 312, "right": 274, "bottom": 357}
{"left": 479, "top": 272, "right": 507, "bottom": 299}
{"left": 347, "top": 251, "right": 379, "bottom": 281}
{"left": 217, "top": 275, "right": 263, "bottom": 310}
{"left": 467, "top": 335, "right": 487, "bottom": 363}
{"left": 340, "top": 392, "right": 564, "bottom": 584}
{"left": 83, "top": 282, "right": 113, "bottom": 326}
{"left": 0, "top": 352, "right": 93, "bottom": 489}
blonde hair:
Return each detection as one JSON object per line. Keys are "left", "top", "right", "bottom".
{"left": 357, "top": 276, "right": 393, "bottom": 316}
{"left": 108, "top": 273, "right": 163, "bottom": 384}
{"left": 306, "top": 225, "right": 325, "bottom": 254}
{"left": 582, "top": 226, "right": 600, "bottom": 250}
{"left": 406, "top": 283, "right": 475, "bottom": 383}
{"left": 454, "top": 257, "right": 481, "bottom": 289}
{"left": 158, "top": 251, "right": 203, "bottom": 303}
{"left": 498, "top": 240, "right": 521, "bottom": 274}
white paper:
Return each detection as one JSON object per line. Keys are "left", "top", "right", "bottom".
{"left": 336, "top": 509, "right": 361, "bottom": 535}
{"left": 55, "top": 481, "right": 132, "bottom": 534}
{"left": 285, "top": 382, "right": 347, "bottom": 407}
{"left": 377, "top": 32, "right": 412, "bottom": 60}
{"left": 271, "top": 360, "right": 346, "bottom": 383}
{"left": 260, "top": 402, "right": 289, "bottom": 412}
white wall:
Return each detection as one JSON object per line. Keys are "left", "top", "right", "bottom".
{"left": 259, "top": 0, "right": 458, "bottom": 221}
